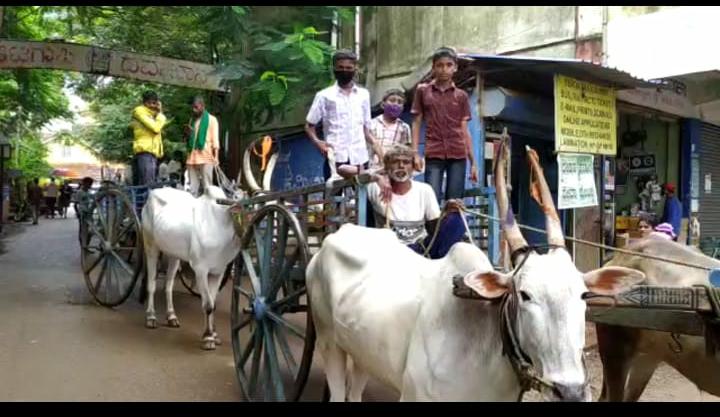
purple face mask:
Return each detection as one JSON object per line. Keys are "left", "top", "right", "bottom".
{"left": 383, "top": 103, "right": 403, "bottom": 119}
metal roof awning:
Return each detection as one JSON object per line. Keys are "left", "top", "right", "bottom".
{"left": 660, "top": 70, "right": 720, "bottom": 105}
{"left": 403, "top": 53, "right": 660, "bottom": 99}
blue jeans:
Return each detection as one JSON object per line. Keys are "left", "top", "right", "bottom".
{"left": 425, "top": 158, "right": 467, "bottom": 203}
{"left": 134, "top": 152, "right": 157, "bottom": 186}
{"left": 408, "top": 212, "right": 467, "bottom": 259}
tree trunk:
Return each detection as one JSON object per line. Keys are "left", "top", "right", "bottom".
{"left": 0, "top": 6, "right": 6, "bottom": 37}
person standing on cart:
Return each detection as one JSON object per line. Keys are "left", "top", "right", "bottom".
{"left": 304, "top": 49, "right": 386, "bottom": 181}
{"left": 411, "top": 47, "right": 479, "bottom": 203}
{"left": 130, "top": 91, "right": 166, "bottom": 186}
{"left": 368, "top": 88, "right": 412, "bottom": 170}
{"left": 184, "top": 96, "right": 220, "bottom": 197}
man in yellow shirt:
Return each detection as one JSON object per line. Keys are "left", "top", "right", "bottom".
{"left": 184, "top": 96, "right": 219, "bottom": 196}
{"left": 131, "top": 91, "right": 166, "bottom": 186}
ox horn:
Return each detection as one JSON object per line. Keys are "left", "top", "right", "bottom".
{"left": 494, "top": 135, "right": 527, "bottom": 252}
{"left": 525, "top": 146, "right": 565, "bottom": 247}
{"left": 243, "top": 138, "right": 263, "bottom": 193}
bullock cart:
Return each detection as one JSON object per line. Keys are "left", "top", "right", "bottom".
{"left": 220, "top": 168, "right": 376, "bottom": 402}
{"left": 78, "top": 181, "right": 146, "bottom": 307}
{"left": 77, "top": 180, "right": 231, "bottom": 307}
{"left": 585, "top": 276, "right": 720, "bottom": 357}
{"left": 221, "top": 132, "right": 499, "bottom": 402}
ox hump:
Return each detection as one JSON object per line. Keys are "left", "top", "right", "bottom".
{"left": 321, "top": 224, "right": 403, "bottom": 268}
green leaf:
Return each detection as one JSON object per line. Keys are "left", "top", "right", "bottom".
{"left": 287, "top": 51, "right": 305, "bottom": 61}
{"left": 302, "top": 26, "right": 320, "bottom": 35}
{"left": 268, "top": 82, "right": 286, "bottom": 106}
{"left": 285, "top": 33, "right": 303, "bottom": 44}
{"left": 260, "top": 71, "right": 277, "bottom": 82}
{"left": 231, "top": 6, "right": 248, "bottom": 16}
{"left": 256, "top": 41, "right": 288, "bottom": 52}
{"left": 302, "top": 44, "right": 325, "bottom": 65}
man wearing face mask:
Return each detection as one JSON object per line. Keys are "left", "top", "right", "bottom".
{"left": 305, "top": 49, "right": 384, "bottom": 183}
{"left": 368, "top": 88, "right": 412, "bottom": 170}
{"left": 367, "top": 145, "right": 468, "bottom": 259}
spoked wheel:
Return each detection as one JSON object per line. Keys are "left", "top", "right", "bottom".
{"left": 178, "top": 261, "right": 233, "bottom": 297}
{"left": 232, "top": 204, "right": 315, "bottom": 402}
{"left": 80, "top": 187, "right": 143, "bottom": 307}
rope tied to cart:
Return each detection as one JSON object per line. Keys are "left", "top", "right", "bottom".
{"left": 461, "top": 207, "right": 716, "bottom": 272}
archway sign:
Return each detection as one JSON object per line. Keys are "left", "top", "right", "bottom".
{"left": 0, "top": 39, "right": 227, "bottom": 92}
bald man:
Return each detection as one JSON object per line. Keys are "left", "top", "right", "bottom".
{"left": 185, "top": 96, "right": 220, "bottom": 196}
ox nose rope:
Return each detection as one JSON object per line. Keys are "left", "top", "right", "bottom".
{"left": 500, "top": 246, "right": 589, "bottom": 401}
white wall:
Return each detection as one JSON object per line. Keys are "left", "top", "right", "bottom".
{"left": 607, "top": 7, "right": 720, "bottom": 80}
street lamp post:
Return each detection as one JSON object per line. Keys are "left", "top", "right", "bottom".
{"left": 0, "top": 134, "right": 12, "bottom": 234}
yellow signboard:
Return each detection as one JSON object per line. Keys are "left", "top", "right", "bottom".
{"left": 554, "top": 74, "right": 617, "bottom": 155}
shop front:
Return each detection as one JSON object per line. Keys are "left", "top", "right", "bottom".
{"left": 607, "top": 87, "right": 701, "bottom": 252}
{"left": 448, "top": 54, "right": 655, "bottom": 269}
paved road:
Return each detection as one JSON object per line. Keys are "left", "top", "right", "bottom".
{"left": 0, "top": 211, "right": 715, "bottom": 401}
{"left": 0, "top": 211, "right": 395, "bottom": 401}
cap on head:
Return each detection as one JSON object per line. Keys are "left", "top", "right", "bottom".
{"left": 664, "top": 183, "right": 676, "bottom": 193}
{"left": 654, "top": 222, "right": 676, "bottom": 239}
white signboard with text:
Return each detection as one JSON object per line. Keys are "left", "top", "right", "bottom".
{"left": 558, "top": 153, "right": 598, "bottom": 210}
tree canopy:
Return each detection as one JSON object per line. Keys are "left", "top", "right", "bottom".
{"left": 1, "top": 6, "right": 359, "bottom": 165}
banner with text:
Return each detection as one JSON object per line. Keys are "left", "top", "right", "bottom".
{"left": 554, "top": 74, "right": 617, "bottom": 155}
{"left": 558, "top": 153, "right": 598, "bottom": 210}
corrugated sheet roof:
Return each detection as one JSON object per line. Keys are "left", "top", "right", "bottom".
{"left": 458, "top": 53, "right": 660, "bottom": 90}
{"left": 661, "top": 70, "right": 720, "bottom": 104}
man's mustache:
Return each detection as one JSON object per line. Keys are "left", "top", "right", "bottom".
{"left": 390, "top": 169, "right": 410, "bottom": 181}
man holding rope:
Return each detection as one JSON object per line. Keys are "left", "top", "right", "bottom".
{"left": 367, "top": 144, "right": 468, "bottom": 259}
{"left": 184, "top": 96, "right": 219, "bottom": 197}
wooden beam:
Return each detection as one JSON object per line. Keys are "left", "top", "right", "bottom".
{"left": 0, "top": 39, "right": 227, "bottom": 91}
{"left": 585, "top": 285, "right": 713, "bottom": 313}
{"left": 587, "top": 307, "right": 706, "bottom": 336}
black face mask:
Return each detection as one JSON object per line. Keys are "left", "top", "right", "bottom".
{"left": 334, "top": 70, "right": 355, "bottom": 86}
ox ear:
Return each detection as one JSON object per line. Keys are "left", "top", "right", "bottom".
{"left": 583, "top": 266, "right": 646, "bottom": 296}
{"left": 463, "top": 270, "right": 511, "bottom": 300}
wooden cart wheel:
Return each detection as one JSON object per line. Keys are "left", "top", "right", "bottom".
{"left": 178, "top": 261, "right": 233, "bottom": 297}
{"left": 231, "top": 203, "right": 315, "bottom": 402}
{"left": 80, "top": 187, "right": 143, "bottom": 307}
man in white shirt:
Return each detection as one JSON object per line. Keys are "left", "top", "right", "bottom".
{"left": 304, "top": 49, "right": 383, "bottom": 181}
{"left": 44, "top": 177, "right": 59, "bottom": 219}
{"left": 367, "top": 145, "right": 468, "bottom": 259}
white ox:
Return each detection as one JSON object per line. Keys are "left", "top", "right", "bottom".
{"left": 598, "top": 237, "right": 720, "bottom": 401}
{"left": 141, "top": 185, "right": 241, "bottom": 350}
{"left": 306, "top": 141, "right": 646, "bottom": 401}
